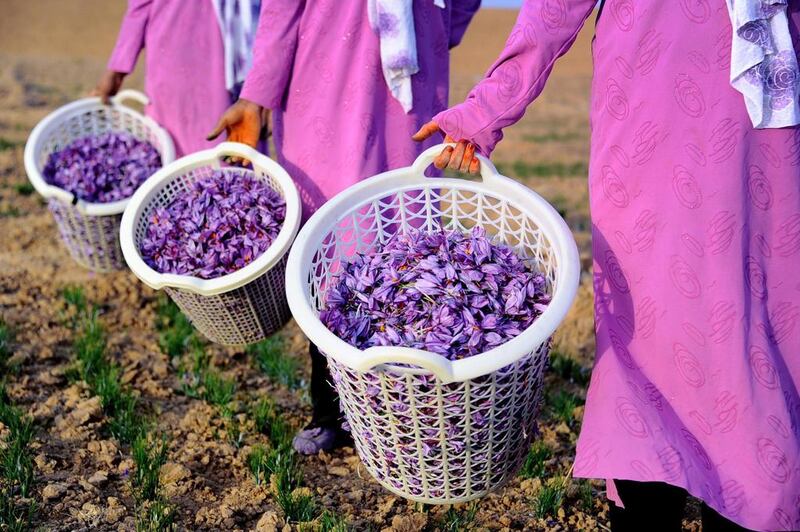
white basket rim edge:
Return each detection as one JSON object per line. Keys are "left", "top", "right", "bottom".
{"left": 119, "top": 142, "right": 302, "bottom": 297}
{"left": 285, "top": 144, "right": 581, "bottom": 384}
{"left": 23, "top": 92, "right": 176, "bottom": 217}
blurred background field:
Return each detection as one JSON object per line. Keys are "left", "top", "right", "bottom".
{"left": 0, "top": 3, "right": 613, "bottom": 530}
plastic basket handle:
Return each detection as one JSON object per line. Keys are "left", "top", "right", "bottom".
{"left": 110, "top": 89, "right": 150, "bottom": 107}
{"left": 410, "top": 143, "right": 501, "bottom": 185}
{"left": 355, "top": 346, "right": 457, "bottom": 383}
{"left": 211, "top": 141, "right": 264, "bottom": 164}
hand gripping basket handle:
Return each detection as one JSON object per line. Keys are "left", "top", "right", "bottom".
{"left": 355, "top": 346, "right": 457, "bottom": 383}
{"left": 110, "top": 89, "right": 150, "bottom": 107}
{"left": 410, "top": 143, "right": 501, "bottom": 185}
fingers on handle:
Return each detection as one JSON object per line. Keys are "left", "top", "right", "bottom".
{"left": 447, "top": 140, "right": 468, "bottom": 171}
{"left": 412, "top": 121, "right": 440, "bottom": 142}
{"left": 206, "top": 117, "right": 227, "bottom": 141}
{"left": 468, "top": 157, "right": 480, "bottom": 175}
{"left": 459, "top": 143, "right": 475, "bottom": 173}
{"left": 434, "top": 146, "right": 454, "bottom": 169}
{"left": 91, "top": 87, "right": 111, "bottom": 105}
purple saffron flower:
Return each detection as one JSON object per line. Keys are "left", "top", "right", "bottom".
{"left": 43, "top": 131, "right": 161, "bottom": 203}
{"left": 139, "top": 170, "right": 285, "bottom": 279}
{"left": 320, "top": 227, "right": 551, "bottom": 361}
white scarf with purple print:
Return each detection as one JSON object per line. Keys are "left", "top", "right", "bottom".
{"left": 368, "top": 0, "right": 446, "bottom": 113}
{"left": 211, "top": 0, "right": 262, "bottom": 97}
{"left": 726, "top": 0, "right": 800, "bottom": 128}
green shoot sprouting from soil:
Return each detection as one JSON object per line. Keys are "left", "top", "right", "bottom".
{"left": 246, "top": 442, "right": 310, "bottom": 522}
{"left": 546, "top": 390, "right": 584, "bottom": 427}
{"left": 202, "top": 370, "right": 236, "bottom": 411}
{"left": 317, "top": 510, "right": 350, "bottom": 532}
{"left": 437, "top": 504, "right": 479, "bottom": 531}
{"left": 134, "top": 497, "right": 176, "bottom": 532}
{"left": 579, "top": 480, "right": 594, "bottom": 510}
{"left": 247, "top": 444, "right": 270, "bottom": 486}
{"left": 0, "top": 392, "right": 35, "bottom": 498}
{"left": 14, "top": 183, "right": 34, "bottom": 196}
{"left": 252, "top": 397, "right": 292, "bottom": 448}
{"left": 549, "top": 351, "right": 590, "bottom": 386}
{"left": 0, "top": 319, "right": 11, "bottom": 369}
{"left": 73, "top": 310, "right": 144, "bottom": 443}
{"left": 248, "top": 335, "right": 302, "bottom": 389}
{"left": 0, "top": 496, "right": 36, "bottom": 532}
{"left": 106, "top": 392, "right": 145, "bottom": 446}
{"left": 278, "top": 488, "right": 317, "bottom": 525}
{"left": 519, "top": 441, "right": 552, "bottom": 480}
{"left": 177, "top": 337, "right": 209, "bottom": 399}
{"left": 65, "top": 292, "right": 175, "bottom": 529}
{"left": 509, "top": 160, "right": 588, "bottom": 179}
{"left": 156, "top": 297, "right": 194, "bottom": 359}
{"left": 131, "top": 434, "right": 176, "bottom": 531}
{"left": 74, "top": 311, "right": 107, "bottom": 381}
{"left": 534, "top": 477, "right": 567, "bottom": 519}
{"left": 62, "top": 285, "right": 87, "bottom": 322}
{"left": 0, "top": 376, "right": 36, "bottom": 531}
{"left": 131, "top": 434, "right": 169, "bottom": 503}
{"left": 246, "top": 397, "right": 323, "bottom": 524}
{"left": 169, "top": 325, "right": 242, "bottom": 447}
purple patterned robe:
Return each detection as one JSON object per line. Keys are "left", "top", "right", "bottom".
{"left": 240, "top": 0, "right": 481, "bottom": 219}
{"left": 433, "top": 1, "right": 800, "bottom": 529}
{"left": 109, "top": 0, "right": 233, "bottom": 156}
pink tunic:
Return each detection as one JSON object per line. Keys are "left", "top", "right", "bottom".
{"left": 240, "top": 0, "right": 480, "bottom": 219}
{"left": 108, "top": 0, "right": 232, "bottom": 156}
{"left": 433, "top": 1, "right": 800, "bottom": 530}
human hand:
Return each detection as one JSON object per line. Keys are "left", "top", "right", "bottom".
{"left": 207, "top": 99, "right": 266, "bottom": 165}
{"left": 412, "top": 121, "right": 480, "bottom": 174}
{"left": 91, "top": 70, "right": 127, "bottom": 104}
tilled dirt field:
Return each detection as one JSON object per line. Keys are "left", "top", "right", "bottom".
{"left": 0, "top": 4, "right": 704, "bottom": 531}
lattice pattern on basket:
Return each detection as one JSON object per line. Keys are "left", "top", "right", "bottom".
{"left": 35, "top": 105, "right": 171, "bottom": 272}
{"left": 165, "top": 256, "right": 290, "bottom": 345}
{"left": 133, "top": 166, "right": 292, "bottom": 346}
{"left": 306, "top": 184, "right": 559, "bottom": 503}
{"left": 329, "top": 343, "right": 548, "bottom": 503}
{"left": 308, "top": 186, "right": 558, "bottom": 313}
{"left": 48, "top": 199, "right": 124, "bottom": 272}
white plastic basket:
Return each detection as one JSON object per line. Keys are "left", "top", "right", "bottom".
{"left": 23, "top": 90, "right": 176, "bottom": 272}
{"left": 120, "top": 142, "right": 301, "bottom": 346}
{"left": 286, "top": 144, "right": 580, "bottom": 504}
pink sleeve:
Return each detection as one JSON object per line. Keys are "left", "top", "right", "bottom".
{"left": 239, "top": 0, "right": 306, "bottom": 110}
{"left": 449, "top": 0, "right": 481, "bottom": 49}
{"left": 107, "top": 0, "right": 153, "bottom": 74}
{"left": 434, "top": 0, "right": 596, "bottom": 155}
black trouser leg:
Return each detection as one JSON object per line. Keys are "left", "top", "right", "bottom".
{"left": 610, "top": 480, "right": 688, "bottom": 532}
{"left": 701, "top": 503, "right": 757, "bottom": 532}
{"left": 309, "top": 342, "right": 341, "bottom": 427}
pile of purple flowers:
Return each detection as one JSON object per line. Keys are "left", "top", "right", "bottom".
{"left": 139, "top": 170, "right": 286, "bottom": 279}
{"left": 321, "top": 227, "right": 551, "bottom": 360}
{"left": 43, "top": 131, "right": 161, "bottom": 203}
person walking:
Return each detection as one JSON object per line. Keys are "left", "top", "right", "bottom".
{"left": 95, "top": 0, "right": 262, "bottom": 156}
{"left": 413, "top": 1, "right": 800, "bottom": 530}
{"left": 209, "top": 0, "right": 481, "bottom": 455}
